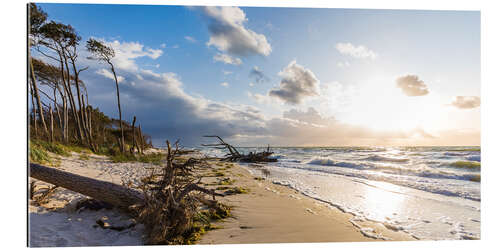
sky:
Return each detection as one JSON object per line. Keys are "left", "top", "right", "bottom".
{"left": 33, "top": 3, "right": 481, "bottom": 147}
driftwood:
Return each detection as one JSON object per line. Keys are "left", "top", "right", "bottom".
{"left": 29, "top": 163, "right": 144, "bottom": 209}
{"left": 202, "top": 135, "right": 277, "bottom": 163}
{"left": 135, "top": 140, "right": 224, "bottom": 244}
{"left": 29, "top": 140, "right": 226, "bottom": 244}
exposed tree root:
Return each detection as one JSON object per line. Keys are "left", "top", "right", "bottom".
{"left": 133, "top": 140, "right": 225, "bottom": 245}
{"left": 202, "top": 135, "right": 277, "bottom": 163}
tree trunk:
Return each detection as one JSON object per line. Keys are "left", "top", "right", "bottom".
{"left": 49, "top": 105, "right": 54, "bottom": 142}
{"left": 138, "top": 125, "right": 144, "bottom": 154}
{"left": 130, "top": 116, "right": 137, "bottom": 155}
{"left": 29, "top": 58, "right": 48, "bottom": 134}
{"left": 62, "top": 54, "right": 83, "bottom": 142}
{"left": 29, "top": 163, "right": 144, "bottom": 209}
{"left": 81, "top": 95, "right": 97, "bottom": 152}
{"left": 29, "top": 81, "right": 38, "bottom": 136}
{"left": 70, "top": 58, "right": 89, "bottom": 145}
{"left": 109, "top": 64, "right": 125, "bottom": 153}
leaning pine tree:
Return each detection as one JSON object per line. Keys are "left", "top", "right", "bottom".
{"left": 86, "top": 38, "right": 125, "bottom": 152}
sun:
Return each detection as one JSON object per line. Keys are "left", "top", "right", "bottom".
{"left": 328, "top": 75, "right": 452, "bottom": 138}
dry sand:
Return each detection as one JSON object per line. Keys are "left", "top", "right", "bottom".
{"left": 28, "top": 152, "right": 154, "bottom": 247}
{"left": 28, "top": 150, "right": 414, "bottom": 247}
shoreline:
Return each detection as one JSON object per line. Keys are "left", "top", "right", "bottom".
{"left": 198, "top": 161, "right": 415, "bottom": 244}
{"left": 28, "top": 149, "right": 415, "bottom": 246}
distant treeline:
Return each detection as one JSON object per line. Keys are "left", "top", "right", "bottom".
{"left": 28, "top": 3, "right": 151, "bottom": 154}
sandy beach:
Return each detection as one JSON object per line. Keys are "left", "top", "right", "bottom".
{"left": 197, "top": 162, "right": 415, "bottom": 243}
{"left": 28, "top": 149, "right": 415, "bottom": 247}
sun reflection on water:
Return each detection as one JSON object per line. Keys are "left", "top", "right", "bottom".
{"left": 360, "top": 180, "right": 408, "bottom": 222}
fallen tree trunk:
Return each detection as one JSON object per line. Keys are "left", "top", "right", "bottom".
{"left": 202, "top": 135, "right": 277, "bottom": 163}
{"left": 29, "top": 163, "right": 144, "bottom": 209}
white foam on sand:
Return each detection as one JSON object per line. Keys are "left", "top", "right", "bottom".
{"left": 242, "top": 164, "right": 480, "bottom": 241}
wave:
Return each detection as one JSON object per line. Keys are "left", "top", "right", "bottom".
{"left": 307, "top": 158, "right": 372, "bottom": 169}
{"left": 362, "top": 155, "right": 410, "bottom": 163}
{"left": 304, "top": 157, "right": 479, "bottom": 184}
{"left": 466, "top": 156, "right": 481, "bottom": 162}
{"left": 446, "top": 161, "right": 481, "bottom": 170}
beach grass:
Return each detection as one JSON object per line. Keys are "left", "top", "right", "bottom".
{"left": 110, "top": 152, "right": 165, "bottom": 165}
{"left": 30, "top": 139, "right": 71, "bottom": 157}
{"left": 29, "top": 143, "right": 51, "bottom": 164}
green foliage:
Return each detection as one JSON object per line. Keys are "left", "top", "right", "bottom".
{"left": 199, "top": 204, "right": 232, "bottom": 221}
{"left": 217, "top": 177, "right": 235, "bottom": 186}
{"left": 86, "top": 38, "right": 115, "bottom": 62}
{"left": 110, "top": 152, "right": 165, "bottom": 165}
{"left": 110, "top": 153, "right": 137, "bottom": 163}
{"left": 29, "top": 3, "right": 47, "bottom": 37}
{"left": 29, "top": 143, "right": 50, "bottom": 164}
{"left": 61, "top": 144, "right": 92, "bottom": 154}
{"left": 31, "top": 140, "right": 70, "bottom": 157}
{"left": 137, "top": 153, "right": 165, "bottom": 165}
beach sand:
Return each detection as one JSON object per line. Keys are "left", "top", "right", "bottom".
{"left": 198, "top": 162, "right": 415, "bottom": 244}
{"left": 28, "top": 150, "right": 414, "bottom": 247}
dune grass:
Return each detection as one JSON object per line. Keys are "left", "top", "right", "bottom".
{"left": 110, "top": 152, "right": 165, "bottom": 165}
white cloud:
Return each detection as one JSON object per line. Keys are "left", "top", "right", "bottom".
{"left": 160, "top": 43, "right": 166, "bottom": 48}
{"left": 450, "top": 96, "right": 480, "bottom": 109}
{"left": 96, "top": 68, "right": 124, "bottom": 83}
{"left": 396, "top": 75, "right": 429, "bottom": 96}
{"left": 283, "top": 107, "right": 334, "bottom": 126}
{"left": 202, "top": 6, "right": 271, "bottom": 57}
{"left": 249, "top": 82, "right": 255, "bottom": 87}
{"left": 220, "top": 82, "right": 229, "bottom": 87}
{"left": 222, "top": 70, "right": 233, "bottom": 75}
{"left": 213, "top": 53, "right": 242, "bottom": 65}
{"left": 336, "top": 42, "right": 377, "bottom": 60}
{"left": 337, "top": 61, "right": 350, "bottom": 68}
{"left": 184, "top": 36, "right": 197, "bottom": 43}
{"left": 268, "top": 60, "right": 320, "bottom": 105}
{"left": 101, "top": 39, "right": 164, "bottom": 71}
{"left": 247, "top": 91, "right": 273, "bottom": 105}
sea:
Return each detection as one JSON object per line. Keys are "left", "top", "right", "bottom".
{"left": 200, "top": 146, "right": 481, "bottom": 240}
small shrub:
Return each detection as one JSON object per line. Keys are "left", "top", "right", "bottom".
{"left": 224, "top": 187, "right": 249, "bottom": 195}
{"left": 217, "top": 177, "right": 235, "bottom": 185}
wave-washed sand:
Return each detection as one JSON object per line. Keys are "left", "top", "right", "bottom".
{"left": 28, "top": 150, "right": 414, "bottom": 247}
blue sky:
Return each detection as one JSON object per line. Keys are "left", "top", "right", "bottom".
{"left": 34, "top": 4, "right": 480, "bottom": 146}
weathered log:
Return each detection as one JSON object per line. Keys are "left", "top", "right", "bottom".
{"left": 29, "top": 163, "right": 144, "bottom": 209}
{"left": 202, "top": 135, "right": 277, "bottom": 163}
